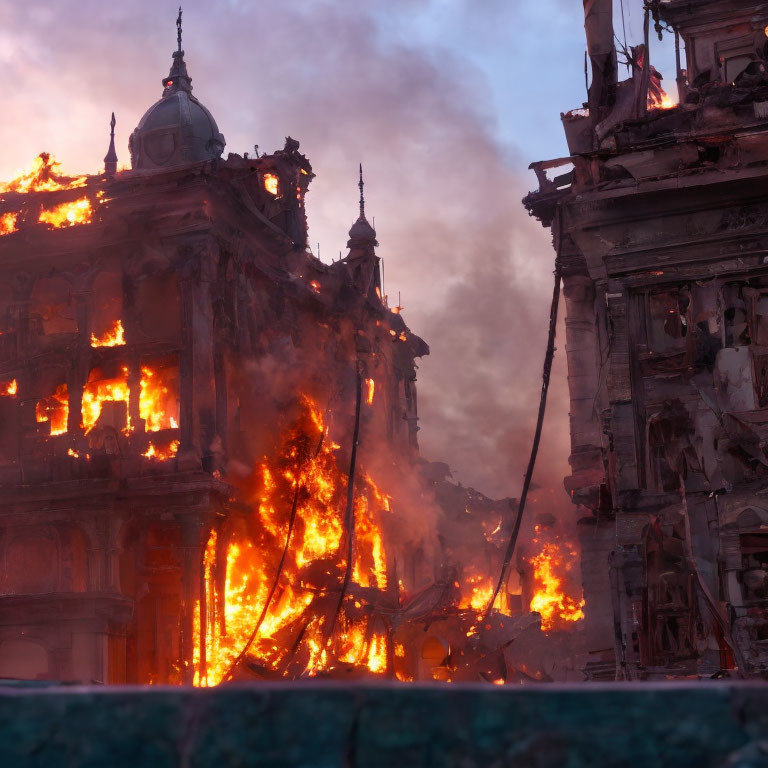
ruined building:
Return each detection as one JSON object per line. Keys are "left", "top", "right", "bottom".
{"left": 0, "top": 16, "right": 534, "bottom": 686}
{"left": 526, "top": 0, "right": 768, "bottom": 678}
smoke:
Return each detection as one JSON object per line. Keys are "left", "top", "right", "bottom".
{"left": 0, "top": 0, "right": 572, "bottom": 503}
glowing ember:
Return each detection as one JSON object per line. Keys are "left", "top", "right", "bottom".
{"left": 36, "top": 384, "right": 69, "bottom": 435}
{"left": 1, "top": 379, "right": 17, "bottom": 397}
{"left": 142, "top": 440, "right": 180, "bottom": 460}
{"left": 264, "top": 173, "right": 279, "bottom": 196}
{"left": 82, "top": 368, "right": 130, "bottom": 434}
{"left": 310, "top": 280, "right": 321, "bottom": 293}
{"left": 365, "top": 378, "right": 375, "bottom": 405}
{"left": 140, "top": 366, "right": 179, "bottom": 432}
{"left": 0, "top": 153, "right": 87, "bottom": 194}
{"left": 67, "top": 448, "right": 80, "bottom": 458}
{"left": 90, "top": 319, "right": 125, "bottom": 348}
{"left": 529, "top": 528, "right": 585, "bottom": 632}
{"left": 0, "top": 212, "right": 18, "bottom": 236}
{"left": 39, "top": 197, "right": 93, "bottom": 229}
{"left": 193, "top": 395, "right": 393, "bottom": 686}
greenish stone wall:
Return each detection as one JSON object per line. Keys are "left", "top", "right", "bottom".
{"left": 1, "top": 682, "right": 767, "bottom": 767}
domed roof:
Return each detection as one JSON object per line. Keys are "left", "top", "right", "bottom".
{"left": 348, "top": 214, "right": 377, "bottom": 243}
{"left": 129, "top": 17, "right": 225, "bottom": 170}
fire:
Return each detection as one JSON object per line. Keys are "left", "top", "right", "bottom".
{"left": 39, "top": 197, "right": 93, "bottom": 229}
{"left": 365, "top": 378, "right": 375, "bottom": 405}
{"left": 1, "top": 379, "right": 17, "bottom": 397}
{"left": 0, "top": 212, "right": 17, "bottom": 236}
{"left": 90, "top": 320, "right": 126, "bottom": 348}
{"left": 310, "top": 280, "right": 321, "bottom": 294}
{"left": 264, "top": 173, "right": 279, "bottom": 196}
{"left": 142, "top": 440, "right": 180, "bottom": 460}
{"left": 82, "top": 368, "right": 130, "bottom": 434}
{"left": 459, "top": 574, "right": 495, "bottom": 613}
{"left": 36, "top": 384, "right": 69, "bottom": 435}
{"left": 140, "top": 366, "right": 179, "bottom": 431}
{"left": 0, "top": 153, "right": 87, "bottom": 194}
{"left": 529, "top": 528, "right": 585, "bottom": 632}
{"left": 193, "top": 395, "right": 393, "bottom": 686}
{"left": 67, "top": 448, "right": 80, "bottom": 458}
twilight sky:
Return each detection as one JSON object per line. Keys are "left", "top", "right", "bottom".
{"left": 0, "top": 0, "right": 678, "bottom": 499}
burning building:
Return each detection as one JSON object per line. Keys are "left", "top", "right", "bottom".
{"left": 525, "top": 0, "right": 768, "bottom": 679}
{"left": 0, "top": 12, "right": 553, "bottom": 686}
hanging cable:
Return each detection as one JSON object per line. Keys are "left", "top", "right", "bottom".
{"left": 483, "top": 257, "right": 562, "bottom": 623}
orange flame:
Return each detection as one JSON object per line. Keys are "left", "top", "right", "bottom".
{"left": 193, "top": 395, "right": 392, "bottom": 686}
{"left": 365, "top": 378, "right": 375, "bottom": 405}
{"left": 264, "top": 173, "right": 279, "bottom": 196}
{"left": 90, "top": 320, "right": 125, "bottom": 348}
{"left": 142, "top": 440, "right": 180, "bottom": 460}
{"left": 82, "top": 368, "right": 131, "bottom": 434}
{"left": 529, "top": 529, "right": 585, "bottom": 632}
{"left": 39, "top": 197, "right": 93, "bottom": 229}
{"left": 0, "top": 153, "right": 87, "bottom": 194}
{"left": 36, "top": 384, "right": 69, "bottom": 435}
{"left": 0, "top": 212, "right": 18, "bottom": 236}
{"left": 139, "top": 366, "right": 179, "bottom": 432}
{"left": 1, "top": 379, "right": 17, "bottom": 397}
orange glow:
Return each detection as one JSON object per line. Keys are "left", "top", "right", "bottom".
{"left": 39, "top": 197, "right": 93, "bottom": 229}
{"left": 459, "top": 574, "right": 495, "bottom": 613}
{"left": 529, "top": 527, "right": 585, "bottom": 632}
{"left": 82, "top": 368, "right": 130, "bottom": 434}
{"left": 192, "top": 395, "right": 393, "bottom": 686}
{"left": 36, "top": 384, "right": 69, "bottom": 435}
{"left": 0, "top": 212, "right": 18, "bottom": 236}
{"left": 310, "top": 280, "right": 321, "bottom": 293}
{"left": 142, "top": 440, "right": 180, "bottom": 460}
{"left": 90, "top": 319, "right": 125, "bottom": 347}
{"left": 140, "top": 366, "right": 180, "bottom": 432}
{"left": 648, "top": 87, "right": 676, "bottom": 111}
{"left": 1, "top": 379, "right": 17, "bottom": 397}
{"left": 0, "top": 153, "right": 87, "bottom": 194}
{"left": 67, "top": 448, "right": 80, "bottom": 458}
{"left": 365, "top": 378, "right": 375, "bottom": 405}
{"left": 264, "top": 173, "right": 279, "bottom": 196}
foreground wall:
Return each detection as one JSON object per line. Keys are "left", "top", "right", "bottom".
{"left": 2, "top": 681, "right": 768, "bottom": 766}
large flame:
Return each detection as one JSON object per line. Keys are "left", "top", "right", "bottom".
{"left": 39, "top": 197, "right": 93, "bottom": 229}
{"left": 193, "top": 395, "right": 393, "bottom": 686}
{"left": 82, "top": 368, "right": 131, "bottom": 434}
{"left": 0, "top": 153, "right": 87, "bottom": 194}
{"left": 140, "top": 366, "right": 179, "bottom": 431}
{"left": 36, "top": 384, "right": 69, "bottom": 435}
{"left": 1, "top": 379, "right": 17, "bottom": 397}
{"left": 529, "top": 527, "right": 585, "bottom": 632}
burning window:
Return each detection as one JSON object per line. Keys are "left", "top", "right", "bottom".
{"left": 82, "top": 366, "right": 130, "bottom": 434}
{"left": 36, "top": 383, "right": 69, "bottom": 435}
{"left": 140, "top": 363, "right": 179, "bottom": 432}
{"left": 263, "top": 173, "right": 279, "bottom": 196}
{"left": 90, "top": 272, "right": 125, "bottom": 347}
{"left": 38, "top": 197, "right": 93, "bottom": 229}
{"left": 0, "top": 212, "right": 17, "bottom": 236}
{"left": 1, "top": 379, "right": 17, "bottom": 397}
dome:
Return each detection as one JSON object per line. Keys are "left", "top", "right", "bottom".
{"left": 348, "top": 214, "right": 377, "bottom": 243}
{"left": 129, "top": 47, "right": 225, "bottom": 170}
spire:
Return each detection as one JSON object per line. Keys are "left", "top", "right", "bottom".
{"left": 358, "top": 163, "right": 365, "bottom": 219}
{"left": 104, "top": 112, "right": 118, "bottom": 176}
{"left": 348, "top": 163, "right": 377, "bottom": 247}
{"left": 162, "top": 6, "right": 192, "bottom": 95}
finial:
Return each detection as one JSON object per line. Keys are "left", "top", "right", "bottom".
{"left": 177, "top": 6, "right": 183, "bottom": 53}
{"left": 104, "top": 111, "right": 118, "bottom": 177}
{"left": 358, "top": 163, "right": 365, "bottom": 219}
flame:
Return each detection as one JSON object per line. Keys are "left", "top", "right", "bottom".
{"left": 140, "top": 366, "right": 179, "bottom": 432}
{"left": 142, "top": 440, "right": 180, "bottom": 460}
{"left": 264, "top": 173, "right": 279, "bottom": 196}
{"left": 310, "top": 280, "right": 321, "bottom": 294}
{"left": 529, "top": 529, "right": 585, "bottom": 632}
{"left": 36, "top": 384, "right": 69, "bottom": 435}
{"left": 365, "top": 378, "right": 375, "bottom": 405}
{"left": 193, "top": 395, "right": 392, "bottom": 686}
{"left": 0, "top": 153, "right": 87, "bottom": 194}
{"left": 0, "top": 212, "right": 17, "bottom": 236}
{"left": 39, "top": 197, "right": 93, "bottom": 229}
{"left": 648, "top": 85, "right": 676, "bottom": 111}
{"left": 459, "top": 574, "right": 495, "bottom": 613}
{"left": 82, "top": 368, "right": 130, "bottom": 434}
{"left": 67, "top": 448, "right": 80, "bottom": 458}
{"left": 1, "top": 379, "right": 17, "bottom": 397}
{"left": 90, "top": 320, "right": 125, "bottom": 348}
